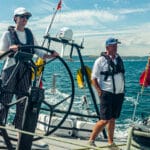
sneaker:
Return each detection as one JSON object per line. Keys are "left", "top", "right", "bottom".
{"left": 87, "top": 140, "right": 97, "bottom": 147}
{"left": 108, "top": 143, "right": 121, "bottom": 150}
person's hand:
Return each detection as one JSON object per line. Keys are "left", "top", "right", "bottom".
{"left": 51, "top": 51, "right": 59, "bottom": 57}
{"left": 9, "top": 45, "right": 19, "bottom": 52}
{"left": 97, "top": 89, "right": 102, "bottom": 96}
{"left": 43, "top": 51, "right": 59, "bottom": 59}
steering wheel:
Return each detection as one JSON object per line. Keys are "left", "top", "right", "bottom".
{"left": 0, "top": 45, "right": 75, "bottom": 141}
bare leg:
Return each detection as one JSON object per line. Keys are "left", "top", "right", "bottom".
{"left": 107, "top": 118, "right": 115, "bottom": 144}
{"left": 89, "top": 120, "right": 108, "bottom": 141}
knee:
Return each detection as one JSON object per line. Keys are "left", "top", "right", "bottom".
{"left": 109, "top": 118, "right": 115, "bottom": 123}
{"left": 100, "top": 120, "right": 109, "bottom": 125}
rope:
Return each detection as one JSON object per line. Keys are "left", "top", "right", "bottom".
{"left": 73, "top": 143, "right": 126, "bottom": 150}
{"left": 126, "top": 126, "right": 150, "bottom": 150}
{"left": 0, "top": 125, "right": 126, "bottom": 150}
{"left": 133, "top": 130, "right": 150, "bottom": 138}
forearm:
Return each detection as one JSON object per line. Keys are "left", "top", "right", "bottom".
{"left": 43, "top": 51, "right": 59, "bottom": 59}
{"left": 92, "top": 78, "right": 102, "bottom": 96}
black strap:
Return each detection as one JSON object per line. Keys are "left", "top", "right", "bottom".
{"left": 111, "top": 74, "right": 116, "bottom": 93}
{"left": 100, "top": 53, "right": 125, "bottom": 93}
{"left": 8, "top": 26, "right": 34, "bottom": 54}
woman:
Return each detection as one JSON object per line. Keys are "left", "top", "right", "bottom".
{"left": 0, "top": 7, "right": 58, "bottom": 129}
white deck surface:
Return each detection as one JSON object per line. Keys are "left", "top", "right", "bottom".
{"left": 0, "top": 126, "right": 127, "bottom": 150}
{"left": 43, "top": 136, "right": 126, "bottom": 150}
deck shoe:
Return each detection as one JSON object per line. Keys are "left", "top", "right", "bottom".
{"left": 107, "top": 143, "right": 121, "bottom": 150}
{"left": 87, "top": 140, "right": 97, "bottom": 147}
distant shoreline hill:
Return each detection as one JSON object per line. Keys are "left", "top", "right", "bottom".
{"left": 0, "top": 55, "right": 148, "bottom": 64}
{"left": 85, "top": 55, "right": 148, "bottom": 61}
{"left": 87, "top": 55, "right": 148, "bottom": 58}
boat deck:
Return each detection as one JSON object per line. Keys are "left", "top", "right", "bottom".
{"left": 0, "top": 125, "right": 127, "bottom": 150}
{"left": 43, "top": 136, "right": 126, "bottom": 150}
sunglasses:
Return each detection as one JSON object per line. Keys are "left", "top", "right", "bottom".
{"left": 16, "top": 15, "right": 30, "bottom": 20}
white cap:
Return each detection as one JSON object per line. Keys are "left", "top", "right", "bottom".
{"left": 14, "top": 7, "right": 32, "bottom": 17}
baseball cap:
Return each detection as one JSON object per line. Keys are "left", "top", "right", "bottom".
{"left": 106, "top": 37, "right": 121, "bottom": 47}
{"left": 14, "top": 7, "right": 32, "bottom": 17}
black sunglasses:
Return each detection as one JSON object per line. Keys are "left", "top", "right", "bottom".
{"left": 16, "top": 15, "right": 30, "bottom": 20}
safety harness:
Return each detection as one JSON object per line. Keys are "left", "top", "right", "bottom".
{"left": 7, "top": 26, "right": 34, "bottom": 83}
{"left": 8, "top": 26, "right": 34, "bottom": 54}
{"left": 100, "top": 52, "right": 125, "bottom": 93}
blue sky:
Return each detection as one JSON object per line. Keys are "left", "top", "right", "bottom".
{"left": 0, "top": 0, "right": 150, "bottom": 56}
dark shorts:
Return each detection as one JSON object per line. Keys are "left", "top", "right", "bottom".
{"left": 99, "top": 91, "right": 124, "bottom": 120}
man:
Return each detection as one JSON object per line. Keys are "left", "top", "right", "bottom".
{"left": 88, "top": 37, "right": 125, "bottom": 148}
{"left": 0, "top": 7, "right": 58, "bottom": 129}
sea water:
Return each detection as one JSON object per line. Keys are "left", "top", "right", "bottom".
{"left": 64, "top": 56, "right": 150, "bottom": 139}
{"left": 0, "top": 56, "right": 149, "bottom": 140}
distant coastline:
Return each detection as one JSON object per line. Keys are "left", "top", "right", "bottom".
{"left": 0, "top": 55, "right": 148, "bottom": 64}
{"left": 83, "top": 55, "right": 148, "bottom": 60}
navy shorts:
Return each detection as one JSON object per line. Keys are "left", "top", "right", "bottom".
{"left": 99, "top": 91, "right": 124, "bottom": 120}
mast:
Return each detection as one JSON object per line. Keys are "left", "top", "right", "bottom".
{"left": 42, "top": 0, "right": 62, "bottom": 47}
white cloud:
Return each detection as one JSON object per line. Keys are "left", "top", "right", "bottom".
{"left": 27, "top": 7, "right": 150, "bottom": 56}
{"left": 60, "top": 10, "right": 119, "bottom": 24}
{"left": 118, "top": 7, "right": 150, "bottom": 15}
{"left": 31, "top": 9, "right": 120, "bottom": 32}
{"left": 1, "top": 4, "right": 150, "bottom": 56}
